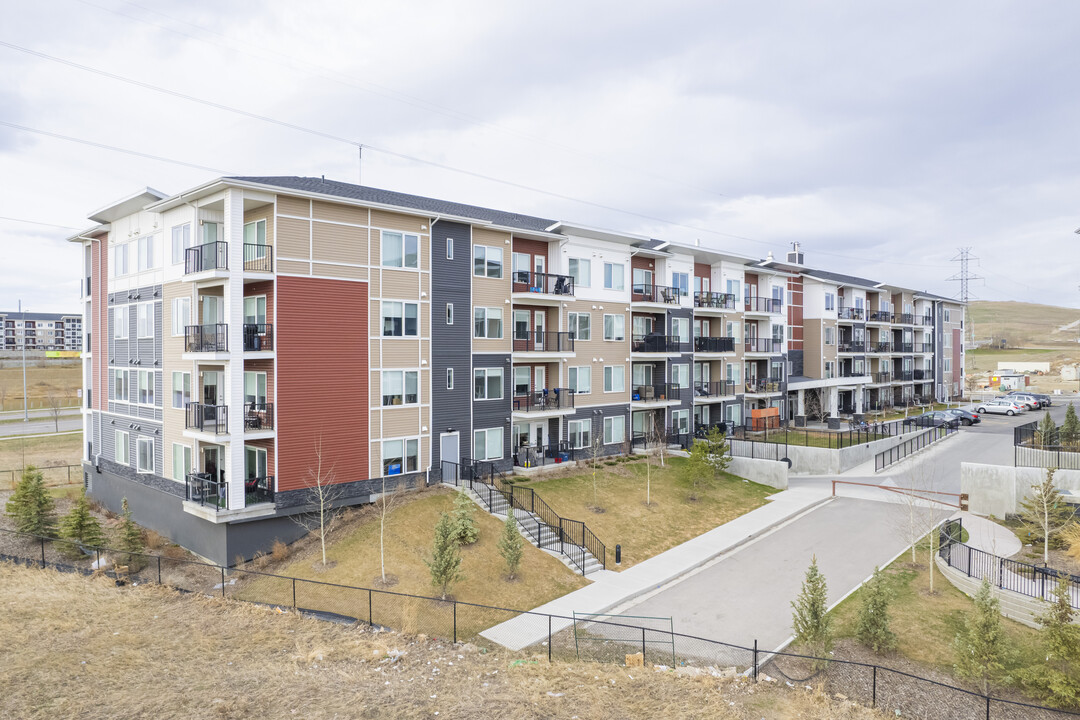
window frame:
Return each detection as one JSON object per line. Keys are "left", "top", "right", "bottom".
{"left": 568, "top": 311, "right": 591, "bottom": 341}
{"left": 171, "top": 443, "right": 192, "bottom": 482}
{"left": 137, "top": 235, "right": 156, "bottom": 272}
{"left": 446, "top": 367, "right": 454, "bottom": 390}
{"left": 137, "top": 302, "right": 154, "bottom": 339}
{"left": 446, "top": 238, "right": 453, "bottom": 260}
{"left": 172, "top": 297, "right": 190, "bottom": 336}
{"left": 114, "top": 369, "right": 128, "bottom": 402}
{"left": 172, "top": 371, "right": 191, "bottom": 410}
{"left": 473, "top": 245, "right": 504, "bottom": 279}
{"left": 137, "top": 370, "right": 156, "bottom": 406}
{"left": 446, "top": 303, "right": 454, "bottom": 325}
{"left": 382, "top": 437, "right": 420, "bottom": 475}
{"left": 603, "top": 262, "right": 624, "bottom": 291}
{"left": 568, "top": 419, "right": 592, "bottom": 449}
{"left": 473, "top": 368, "right": 504, "bottom": 401}
{"left": 568, "top": 258, "right": 591, "bottom": 288}
{"left": 473, "top": 307, "right": 503, "bottom": 339}
{"left": 381, "top": 369, "right": 419, "bottom": 406}
{"left": 568, "top": 365, "right": 592, "bottom": 394}
{"left": 472, "top": 427, "right": 503, "bottom": 461}
{"left": 671, "top": 317, "right": 690, "bottom": 343}
{"left": 381, "top": 231, "right": 420, "bottom": 270}
{"left": 672, "top": 364, "right": 690, "bottom": 389}
{"left": 603, "top": 416, "right": 625, "bottom": 445}
{"left": 113, "top": 242, "right": 129, "bottom": 276}
{"left": 672, "top": 272, "right": 689, "bottom": 297}
{"left": 113, "top": 305, "right": 129, "bottom": 340}
{"left": 603, "top": 313, "right": 625, "bottom": 342}
{"left": 381, "top": 301, "right": 419, "bottom": 338}
{"left": 603, "top": 365, "right": 625, "bottom": 393}
{"left": 171, "top": 224, "right": 192, "bottom": 265}
{"left": 136, "top": 437, "right": 154, "bottom": 474}
{"left": 114, "top": 430, "right": 129, "bottom": 465}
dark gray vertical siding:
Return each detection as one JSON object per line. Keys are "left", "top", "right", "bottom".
{"left": 472, "top": 352, "right": 512, "bottom": 472}
{"left": 429, "top": 221, "right": 473, "bottom": 476}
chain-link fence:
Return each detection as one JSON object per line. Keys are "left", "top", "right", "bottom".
{"left": 3, "top": 526, "right": 1080, "bottom": 718}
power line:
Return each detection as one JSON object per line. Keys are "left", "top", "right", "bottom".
{"left": 946, "top": 247, "right": 984, "bottom": 302}
{"left": 0, "top": 216, "right": 81, "bottom": 231}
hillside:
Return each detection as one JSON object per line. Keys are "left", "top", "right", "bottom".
{"left": 0, "top": 563, "right": 882, "bottom": 720}
{"left": 968, "top": 301, "right": 1080, "bottom": 348}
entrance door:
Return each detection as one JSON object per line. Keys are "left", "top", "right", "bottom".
{"left": 534, "top": 255, "right": 545, "bottom": 275}
{"left": 534, "top": 366, "right": 546, "bottom": 395}
{"left": 202, "top": 371, "right": 219, "bottom": 406}
{"left": 440, "top": 433, "right": 460, "bottom": 481}
{"left": 533, "top": 311, "right": 546, "bottom": 350}
{"left": 201, "top": 296, "right": 221, "bottom": 325}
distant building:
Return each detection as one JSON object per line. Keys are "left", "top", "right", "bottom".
{"left": 0, "top": 311, "right": 82, "bottom": 351}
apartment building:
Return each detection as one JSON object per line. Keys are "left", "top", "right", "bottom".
{"left": 1, "top": 311, "right": 83, "bottom": 351}
{"left": 70, "top": 177, "right": 958, "bottom": 563}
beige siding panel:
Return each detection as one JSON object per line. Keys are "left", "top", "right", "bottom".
{"left": 803, "top": 319, "right": 823, "bottom": 377}
{"left": 420, "top": 303, "right": 430, "bottom": 337}
{"left": 381, "top": 407, "right": 420, "bottom": 438}
{"left": 162, "top": 281, "right": 193, "bottom": 483}
{"left": 421, "top": 369, "right": 431, "bottom": 408}
{"left": 277, "top": 260, "right": 310, "bottom": 276}
{"left": 370, "top": 308, "right": 382, "bottom": 340}
{"left": 243, "top": 205, "right": 275, "bottom": 250}
{"left": 371, "top": 371, "right": 382, "bottom": 407}
{"left": 420, "top": 340, "right": 430, "bottom": 366}
{"left": 369, "top": 271, "right": 380, "bottom": 298}
{"left": 382, "top": 340, "right": 420, "bottom": 368}
{"left": 369, "top": 449, "right": 381, "bottom": 481}
{"left": 382, "top": 270, "right": 420, "bottom": 299}
{"left": 420, "top": 273, "right": 430, "bottom": 296}
{"left": 277, "top": 196, "right": 310, "bottom": 218}
{"left": 312, "top": 263, "right": 367, "bottom": 280}
{"left": 276, "top": 217, "right": 310, "bottom": 259}
{"left": 313, "top": 221, "right": 366, "bottom": 265}
{"left": 371, "top": 229, "right": 381, "bottom": 267}
{"left": 313, "top": 200, "right": 367, "bottom": 226}
{"left": 371, "top": 210, "right": 427, "bottom": 234}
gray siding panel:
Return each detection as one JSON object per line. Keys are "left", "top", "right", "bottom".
{"left": 472, "top": 352, "right": 512, "bottom": 472}
{"left": 561, "top": 402, "right": 630, "bottom": 458}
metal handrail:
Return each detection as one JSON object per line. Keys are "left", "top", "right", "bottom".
{"left": 511, "top": 270, "right": 574, "bottom": 295}
{"left": 185, "top": 324, "right": 228, "bottom": 353}
{"left": 631, "top": 283, "right": 681, "bottom": 304}
{"left": 631, "top": 334, "right": 682, "bottom": 353}
{"left": 242, "top": 323, "right": 273, "bottom": 351}
{"left": 513, "top": 331, "right": 574, "bottom": 352}
{"left": 693, "top": 291, "right": 736, "bottom": 309}
{"left": 184, "top": 241, "right": 228, "bottom": 274}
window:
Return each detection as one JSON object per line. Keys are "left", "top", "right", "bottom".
{"left": 243, "top": 296, "right": 266, "bottom": 326}
{"left": 513, "top": 310, "right": 529, "bottom": 340}
{"left": 725, "top": 278, "right": 740, "bottom": 299}
{"left": 137, "top": 235, "right": 156, "bottom": 272}
{"left": 568, "top": 366, "right": 592, "bottom": 394}
{"left": 171, "top": 224, "right": 192, "bottom": 264}
{"left": 171, "top": 443, "right": 192, "bottom": 482}
{"left": 473, "top": 245, "right": 503, "bottom": 278}
{"left": 825, "top": 293, "right": 835, "bottom": 311}
{"left": 633, "top": 267, "right": 653, "bottom": 290}
{"left": 172, "top": 298, "right": 190, "bottom": 336}
{"left": 137, "top": 303, "right": 154, "bottom": 338}
{"left": 137, "top": 438, "right": 154, "bottom": 473}
{"left": 446, "top": 303, "right": 453, "bottom": 325}
{"left": 568, "top": 258, "right": 590, "bottom": 288}
{"left": 172, "top": 372, "right": 191, "bottom": 409}
{"left": 787, "top": 326, "right": 794, "bottom": 340}
{"left": 114, "top": 369, "right": 128, "bottom": 402}
{"left": 944, "top": 358, "right": 952, "bottom": 372}
{"left": 672, "top": 364, "right": 690, "bottom": 389}
{"left": 382, "top": 370, "right": 419, "bottom": 406}
{"left": 473, "top": 368, "right": 504, "bottom": 400}
{"left": 672, "top": 409, "right": 690, "bottom": 434}
{"left": 473, "top": 428, "right": 503, "bottom": 461}
{"left": 672, "top": 272, "right": 689, "bottom": 297}
{"left": 944, "top": 333, "right": 952, "bottom": 349}
{"left": 382, "top": 301, "right": 419, "bottom": 337}
{"left": 604, "top": 262, "right": 624, "bottom": 291}
{"left": 726, "top": 362, "right": 740, "bottom": 385}
{"left": 603, "top": 314, "right": 625, "bottom": 341}
{"left": 113, "top": 305, "right": 129, "bottom": 339}
{"left": 473, "top": 307, "right": 503, "bottom": 339}
{"left": 513, "top": 366, "right": 530, "bottom": 396}
{"left": 114, "top": 431, "right": 129, "bottom": 465}
{"left": 446, "top": 238, "right": 453, "bottom": 260}
{"left": 726, "top": 404, "right": 741, "bottom": 426}
{"left": 113, "top": 243, "right": 129, "bottom": 276}
{"left": 672, "top": 317, "right": 690, "bottom": 343}
{"left": 137, "top": 370, "right": 156, "bottom": 405}
{"left": 202, "top": 222, "right": 221, "bottom": 244}
{"left": 446, "top": 368, "right": 454, "bottom": 390}
{"left": 944, "top": 308, "right": 951, "bottom": 322}
{"left": 243, "top": 219, "right": 267, "bottom": 250}
{"left": 568, "top": 312, "right": 590, "bottom": 341}
{"left": 824, "top": 327, "right": 835, "bottom": 345}
{"left": 383, "top": 438, "right": 419, "bottom": 475}
{"left": 244, "top": 371, "right": 267, "bottom": 406}
{"left": 604, "top": 416, "right": 625, "bottom": 445}
{"left": 568, "top": 420, "right": 591, "bottom": 449}
{"left": 604, "top": 365, "right": 625, "bottom": 393}
{"left": 726, "top": 320, "right": 740, "bottom": 342}
{"left": 855, "top": 297, "right": 864, "bottom": 310}
{"left": 825, "top": 361, "right": 836, "bottom": 379}
{"left": 382, "top": 231, "right": 419, "bottom": 269}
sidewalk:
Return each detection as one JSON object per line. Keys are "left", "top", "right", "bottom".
{"left": 480, "top": 484, "right": 833, "bottom": 650}
{"left": 948, "top": 511, "right": 1021, "bottom": 557}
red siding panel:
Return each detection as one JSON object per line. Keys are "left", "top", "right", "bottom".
{"left": 276, "top": 277, "right": 368, "bottom": 492}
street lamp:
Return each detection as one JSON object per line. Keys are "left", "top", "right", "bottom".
{"left": 19, "top": 299, "right": 27, "bottom": 422}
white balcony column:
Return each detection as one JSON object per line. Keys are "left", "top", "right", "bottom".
{"left": 828, "top": 386, "right": 839, "bottom": 417}
{"left": 796, "top": 389, "right": 805, "bottom": 416}
{"left": 855, "top": 389, "right": 864, "bottom": 414}
{"left": 224, "top": 188, "right": 246, "bottom": 510}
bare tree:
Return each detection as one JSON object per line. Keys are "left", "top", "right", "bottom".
{"left": 0, "top": 380, "right": 8, "bottom": 413}
{"left": 291, "top": 437, "right": 345, "bottom": 566}
{"left": 45, "top": 390, "right": 66, "bottom": 433}
{"left": 889, "top": 457, "right": 940, "bottom": 574}
{"left": 587, "top": 427, "right": 605, "bottom": 512}
{"left": 1020, "top": 468, "right": 1076, "bottom": 565}
{"left": 375, "top": 474, "right": 406, "bottom": 586}
{"left": 803, "top": 389, "right": 824, "bottom": 422}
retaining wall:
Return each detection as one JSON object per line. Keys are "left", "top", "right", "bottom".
{"left": 935, "top": 556, "right": 1080, "bottom": 629}
{"left": 727, "top": 456, "right": 788, "bottom": 490}
{"left": 961, "top": 463, "right": 1080, "bottom": 517}
{"left": 786, "top": 432, "right": 922, "bottom": 475}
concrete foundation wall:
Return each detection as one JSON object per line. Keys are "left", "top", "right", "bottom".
{"left": 961, "top": 462, "right": 1080, "bottom": 517}
{"left": 727, "top": 456, "right": 788, "bottom": 490}
{"left": 786, "top": 432, "right": 922, "bottom": 475}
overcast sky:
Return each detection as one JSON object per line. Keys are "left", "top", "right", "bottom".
{"left": 1, "top": 0, "right": 1078, "bottom": 314}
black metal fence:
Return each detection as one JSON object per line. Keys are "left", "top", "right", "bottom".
{"left": 184, "top": 241, "right": 228, "bottom": 274}
{"left": 875, "top": 425, "right": 954, "bottom": 472}
{"left": 1014, "top": 421, "right": 1080, "bottom": 470}
{"left": 730, "top": 419, "right": 902, "bottom": 451}
{"left": 242, "top": 242, "right": 273, "bottom": 272}
{"left": 184, "top": 323, "right": 228, "bottom": 352}
{"left": 4, "top": 527, "right": 1075, "bottom": 718}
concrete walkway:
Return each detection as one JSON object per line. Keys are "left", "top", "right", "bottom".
{"left": 949, "top": 511, "right": 1021, "bottom": 557}
{"left": 480, "top": 484, "right": 832, "bottom": 650}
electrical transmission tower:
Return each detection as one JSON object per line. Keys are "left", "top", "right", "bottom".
{"left": 946, "top": 247, "right": 983, "bottom": 302}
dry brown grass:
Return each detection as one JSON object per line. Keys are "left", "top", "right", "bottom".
{"left": 0, "top": 561, "right": 885, "bottom": 719}
{"left": 270, "top": 539, "right": 289, "bottom": 563}
{"left": 0, "top": 433, "right": 83, "bottom": 488}
{"left": 0, "top": 362, "right": 81, "bottom": 412}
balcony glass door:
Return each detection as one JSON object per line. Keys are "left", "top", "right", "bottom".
{"left": 245, "top": 446, "right": 267, "bottom": 481}
{"left": 202, "top": 371, "right": 219, "bottom": 405}
{"left": 243, "top": 296, "right": 266, "bottom": 325}
{"left": 244, "top": 371, "right": 266, "bottom": 406}
{"left": 202, "top": 445, "right": 222, "bottom": 482}
{"left": 533, "top": 311, "right": 545, "bottom": 350}
{"left": 533, "top": 366, "right": 545, "bottom": 395}
{"left": 534, "top": 255, "right": 545, "bottom": 275}
{"left": 201, "top": 295, "right": 222, "bottom": 324}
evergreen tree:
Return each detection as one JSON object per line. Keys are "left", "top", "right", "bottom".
{"left": 855, "top": 566, "right": 897, "bottom": 653}
{"left": 4, "top": 466, "right": 56, "bottom": 536}
{"left": 451, "top": 491, "right": 479, "bottom": 545}
{"left": 1037, "top": 411, "right": 1058, "bottom": 449}
{"left": 116, "top": 498, "right": 145, "bottom": 570}
{"left": 426, "top": 511, "right": 463, "bottom": 600}
{"left": 791, "top": 555, "right": 833, "bottom": 666}
{"left": 701, "top": 426, "right": 731, "bottom": 481}
{"left": 1019, "top": 468, "right": 1076, "bottom": 564}
{"left": 1017, "top": 576, "right": 1080, "bottom": 708}
{"left": 497, "top": 510, "right": 524, "bottom": 580}
{"left": 1061, "top": 404, "right": 1080, "bottom": 449}
{"left": 954, "top": 578, "right": 1006, "bottom": 696}
{"left": 57, "top": 490, "right": 106, "bottom": 559}
{"left": 683, "top": 438, "right": 711, "bottom": 500}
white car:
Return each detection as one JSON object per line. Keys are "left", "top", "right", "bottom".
{"left": 975, "top": 398, "right": 1025, "bottom": 416}
{"left": 999, "top": 394, "right": 1038, "bottom": 411}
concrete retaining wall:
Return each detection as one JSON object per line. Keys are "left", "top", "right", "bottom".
{"left": 961, "top": 463, "right": 1080, "bottom": 517}
{"left": 936, "top": 557, "right": 1080, "bottom": 629}
{"left": 727, "top": 456, "right": 788, "bottom": 490}
{"left": 786, "top": 432, "right": 923, "bottom": 475}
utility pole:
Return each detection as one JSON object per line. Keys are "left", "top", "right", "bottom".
{"left": 20, "top": 299, "right": 27, "bottom": 422}
{"left": 946, "top": 247, "right": 983, "bottom": 303}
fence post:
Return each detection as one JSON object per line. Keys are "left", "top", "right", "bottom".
{"left": 872, "top": 665, "right": 877, "bottom": 707}
{"left": 221, "top": 566, "right": 226, "bottom": 597}
{"left": 641, "top": 627, "right": 646, "bottom": 663}
{"left": 985, "top": 694, "right": 990, "bottom": 720}
{"left": 157, "top": 555, "right": 162, "bottom": 584}
{"left": 753, "top": 639, "right": 758, "bottom": 681}
{"left": 453, "top": 602, "right": 458, "bottom": 644}
{"left": 40, "top": 537, "right": 45, "bottom": 568}
{"left": 548, "top": 615, "right": 552, "bottom": 662}
{"left": 292, "top": 578, "right": 296, "bottom": 608}
{"left": 998, "top": 557, "right": 1004, "bottom": 589}
{"left": 967, "top": 545, "right": 972, "bottom": 578}
{"left": 368, "top": 589, "right": 373, "bottom": 625}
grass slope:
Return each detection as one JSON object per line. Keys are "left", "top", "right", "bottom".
{"left": 968, "top": 301, "right": 1080, "bottom": 348}
{"left": 0, "top": 433, "right": 83, "bottom": 488}
{"left": 0, "top": 362, "right": 81, "bottom": 412}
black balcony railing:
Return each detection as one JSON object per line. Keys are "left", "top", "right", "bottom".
{"left": 744, "top": 337, "right": 778, "bottom": 353}
{"left": 244, "top": 402, "right": 274, "bottom": 430}
{"left": 694, "top": 291, "right": 737, "bottom": 310}
{"left": 745, "top": 377, "right": 783, "bottom": 393}
{"left": 632, "top": 283, "right": 681, "bottom": 304}
{"left": 243, "top": 243, "right": 273, "bottom": 272}
{"left": 913, "top": 369, "right": 928, "bottom": 381}
{"left": 243, "top": 475, "right": 274, "bottom": 505}
{"left": 513, "top": 388, "right": 574, "bottom": 413}
{"left": 896, "top": 313, "right": 915, "bottom": 324}
{"left": 895, "top": 371, "right": 914, "bottom": 382}
{"left": 838, "top": 307, "right": 864, "bottom": 320}
{"left": 694, "top": 336, "right": 736, "bottom": 353}
{"left": 243, "top": 323, "right": 273, "bottom": 351}
{"left": 872, "top": 372, "right": 892, "bottom": 384}
{"left": 185, "top": 241, "right": 228, "bottom": 274}
{"left": 185, "top": 403, "right": 228, "bottom": 434}
{"left": 693, "top": 380, "right": 737, "bottom": 398}
{"left": 893, "top": 342, "right": 913, "bottom": 353}
{"left": 632, "top": 383, "right": 681, "bottom": 402}
{"left": 185, "top": 473, "right": 226, "bottom": 510}
{"left": 744, "top": 296, "right": 783, "bottom": 313}
{"left": 839, "top": 367, "right": 868, "bottom": 378}
{"left": 511, "top": 270, "right": 574, "bottom": 296}
{"left": 868, "top": 310, "right": 894, "bottom": 323}
{"left": 185, "top": 324, "right": 228, "bottom": 352}
{"left": 512, "top": 331, "right": 574, "bottom": 352}
{"left": 917, "top": 315, "right": 934, "bottom": 326}
{"left": 632, "top": 334, "right": 682, "bottom": 353}
{"left": 873, "top": 341, "right": 893, "bottom": 353}
{"left": 838, "top": 342, "right": 868, "bottom": 353}
{"left": 914, "top": 342, "right": 933, "bottom": 353}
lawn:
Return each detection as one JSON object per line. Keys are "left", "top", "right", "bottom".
{"left": 0, "top": 361, "right": 81, "bottom": 412}
{"left": 244, "top": 488, "right": 588, "bottom": 619}
{"left": 0, "top": 432, "right": 83, "bottom": 489}
{"left": 514, "top": 456, "right": 775, "bottom": 569}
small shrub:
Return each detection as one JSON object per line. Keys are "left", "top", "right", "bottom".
{"left": 115, "top": 498, "right": 145, "bottom": 571}
{"left": 234, "top": 554, "right": 247, "bottom": 569}
{"left": 954, "top": 578, "right": 1005, "bottom": 695}
{"left": 5, "top": 466, "right": 56, "bottom": 536}
{"left": 57, "top": 490, "right": 106, "bottom": 559}
{"left": 451, "top": 491, "right": 479, "bottom": 545}
{"left": 855, "top": 567, "right": 896, "bottom": 653}
{"left": 144, "top": 529, "right": 168, "bottom": 550}
{"left": 426, "top": 512, "right": 463, "bottom": 600}
{"left": 498, "top": 511, "right": 524, "bottom": 580}
{"left": 271, "top": 540, "right": 289, "bottom": 562}
{"left": 253, "top": 551, "right": 270, "bottom": 570}
{"left": 792, "top": 555, "right": 833, "bottom": 666}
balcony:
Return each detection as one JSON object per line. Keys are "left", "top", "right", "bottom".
{"left": 512, "top": 388, "right": 574, "bottom": 414}
{"left": 693, "top": 380, "right": 737, "bottom": 399}
{"left": 917, "top": 315, "right": 934, "bottom": 326}
{"left": 873, "top": 341, "right": 893, "bottom": 353}
{"left": 243, "top": 243, "right": 273, "bottom": 273}
{"left": 694, "top": 336, "right": 736, "bottom": 353}
{"left": 186, "top": 403, "right": 228, "bottom": 434}
{"left": 744, "top": 296, "right": 783, "bottom": 314}
{"left": 632, "top": 334, "right": 683, "bottom": 353}
{"left": 867, "top": 311, "right": 894, "bottom": 323}
{"left": 896, "top": 313, "right": 915, "bottom": 325}
{"left": 185, "top": 324, "right": 228, "bottom": 353}
{"left": 632, "top": 383, "right": 681, "bottom": 403}
{"left": 694, "top": 291, "right": 737, "bottom": 310}
{"left": 895, "top": 371, "right": 914, "bottom": 382}
{"left": 892, "top": 342, "right": 913, "bottom": 353}
{"left": 838, "top": 368, "right": 869, "bottom": 378}
{"left": 838, "top": 307, "right": 864, "bottom": 321}
{"left": 186, "top": 473, "right": 226, "bottom": 510}
{"left": 244, "top": 402, "right": 274, "bottom": 430}
{"left": 243, "top": 323, "right": 273, "bottom": 351}
{"left": 744, "top": 337, "right": 779, "bottom": 353}
{"left": 185, "top": 241, "right": 228, "bottom": 274}
{"left": 745, "top": 377, "right": 783, "bottom": 393}
{"left": 872, "top": 372, "right": 892, "bottom": 384}
{"left": 632, "top": 284, "right": 681, "bottom": 304}
{"left": 838, "top": 342, "right": 868, "bottom": 353}
{"left": 243, "top": 475, "right": 274, "bottom": 505}
{"left": 512, "top": 331, "right": 574, "bottom": 353}
{"left": 511, "top": 270, "right": 573, "bottom": 296}
{"left": 914, "top": 342, "right": 933, "bottom": 353}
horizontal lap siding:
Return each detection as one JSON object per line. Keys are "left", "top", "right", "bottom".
{"left": 276, "top": 277, "right": 368, "bottom": 492}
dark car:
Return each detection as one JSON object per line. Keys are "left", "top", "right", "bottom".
{"left": 944, "top": 408, "right": 981, "bottom": 426}
{"left": 903, "top": 411, "right": 961, "bottom": 430}
{"left": 1006, "top": 390, "right": 1051, "bottom": 408}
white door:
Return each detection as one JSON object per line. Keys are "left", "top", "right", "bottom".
{"left": 534, "top": 255, "right": 545, "bottom": 275}
{"left": 533, "top": 311, "right": 546, "bottom": 350}
{"left": 440, "top": 433, "right": 460, "bottom": 478}
{"left": 534, "top": 366, "right": 546, "bottom": 393}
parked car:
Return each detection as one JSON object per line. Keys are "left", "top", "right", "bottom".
{"left": 1006, "top": 390, "right": 1051, "bottom": 408}
{"left": 944, "top": 408, "right": 981, "bottom": 426}
{"left": 902, "top": 411, "right": 961, "bottom": 429}
{"left": 1000, "top": 394, "right": 1039, "bottom": 411}
{"left": 975, "top": 398, "right": 1026, "bottom": 416}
